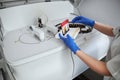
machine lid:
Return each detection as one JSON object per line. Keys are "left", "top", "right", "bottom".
{"left": 3, "top": 27, "right": 65, "bottom": 66}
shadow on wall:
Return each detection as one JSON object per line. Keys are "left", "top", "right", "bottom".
{"left": 76, "top": 0, "right": 120, "bottom": 27}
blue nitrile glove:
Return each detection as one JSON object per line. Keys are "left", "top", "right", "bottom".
{"left": 72, "top": 16, "right": 95, "bottom": 27}
{"left": 59, "top": 34, "right": 80, "bottom": 54}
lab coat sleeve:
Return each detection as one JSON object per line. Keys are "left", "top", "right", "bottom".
{"left": 107, "top": 54, "right": 120, "bottom": 80}
{"left": 112, "top": 27, "right": 120, "bottom": 36}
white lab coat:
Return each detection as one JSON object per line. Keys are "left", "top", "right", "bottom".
{"left": 106, "top": 27, "right": 120, "bottom": 80}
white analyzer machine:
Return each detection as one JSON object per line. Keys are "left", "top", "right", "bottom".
{"left": 0, "top": 1, "right": 109, "bottom": 80}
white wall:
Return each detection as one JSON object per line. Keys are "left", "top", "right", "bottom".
{"left": 76, "top": 0, "right": 120, "bottom": 27}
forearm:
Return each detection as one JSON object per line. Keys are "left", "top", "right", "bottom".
{"left": 76, "top": 50, "right": 111, "bottom": 76}
{"left": 94, "top": 22, "right": 114, "bottom": 36}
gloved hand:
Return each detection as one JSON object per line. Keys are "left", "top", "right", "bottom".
{"left": 59, "top": 34, "right": 80, "bottom": 54}
{"left": 71, "top": 16, "right": 95, "bottom": 27}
